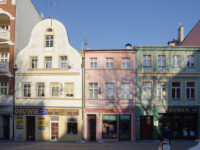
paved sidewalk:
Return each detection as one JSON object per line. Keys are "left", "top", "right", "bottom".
{"left": 0, "top": 140, "right": 198, "bottom": 150}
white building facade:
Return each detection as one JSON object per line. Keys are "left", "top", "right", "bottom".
{"left": 15, "top": 18, "right": 82, "bottom": 141}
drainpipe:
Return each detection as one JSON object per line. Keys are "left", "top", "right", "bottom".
{"left": 13, "top": 64, "right": 17, "bottom": 141}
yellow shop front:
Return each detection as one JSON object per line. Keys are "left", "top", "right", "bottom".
{"left": 14, "top": 107, "right": 82, "bottom": 141}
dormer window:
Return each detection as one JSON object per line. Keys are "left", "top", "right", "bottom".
{"left": 45, "top": 28, "right": 54, "bottom": 48}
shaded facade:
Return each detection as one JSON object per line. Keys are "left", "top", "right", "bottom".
{"left": 136, "top": 46, "right": 200, "bottom": 140}
{"left": 84, "top": 49, "right": 136, "bottom": 141}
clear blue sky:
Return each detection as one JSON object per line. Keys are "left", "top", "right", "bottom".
{"left": 32, "top": 0, "right": 200, "bottom": 50}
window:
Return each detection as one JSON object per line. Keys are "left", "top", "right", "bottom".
{"left": 0, "top": 0, "right": 6, "bottom": 4}
{"left": 45, "top": 57, "right": 52, "bottom": 69}
{"left": 0, "top": 53, "right": 9, "bottom": 62}
{"left": 23, "top": 83, "right": 31, "bottom": 97}
{"left": 0, "top": 82, "right": 8, "bottom": 95}
{"left": 60, "top": 56, "right": 67, "bottom": 69}
{"left": 45, "top": 35, "right": 53, "bottom": 47}
{"left": 187, "top": 56, "right": 195, "bottom": 67}
{"left": 158, "top": 55, "right": 166, "bottom": 67}
{"left": 37, "top": 83, "right": 44, "bottom": 97}
{"left": 172, "top": 82, "right": 181, "bottom": 99}
{"left": 172, "top": 55, "right": 180, "bottom": 67}
{"left": 65, "top": 83, "right": 74, "bottom": 97}
{"left": 105, "top": 83, "right": 114, "bottom": 99}
{"left": 90, "top": 58, "right": 97, "bottom": 69}
{"left": 186, "top": 82, "right": 195, "bottom": 99}
{"left": 67, "top": 118, "right": 78, "bottom": 135}
{"left": 157, "top": 82, "right": 167, "bottom": 99}
{"left": 106, "top": 58, "right": 113, "bottom": 69}
{"left": 51, "top": 83, "right": 59, "bottom": 97}
{"left": 142, "top": 82, "right": 152, "bottom": 100}
{"left": 31, "top": 57, "right": 37, "bottom": 69}
{"left": 121, "top": 83, "right": 130, "bottom": 99}
{"left": 122, "top": 58, "right": 130, "bottom": 69}
{"left": 143, "top": 55, "right": 151, "bottom": 66}
{"left": 89, "top": 83, "right": 98, "bottom": 99}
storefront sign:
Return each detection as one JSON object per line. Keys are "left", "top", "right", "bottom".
{"left": 16, "top": 133, "right": 23, "bottom": 139}
{"left": 106, "top": 110, "right": 114, "bottom": 113}
{"left": 38, "top": 117, "right": 45, "bottom": 130}
{"left": 48, "top": 109, "right": 79, "bottom": 115}
{"left": 103, "top": 115, "right": 117, "bottom": 121}
{"left": 167, "top": 107, "right": 198, "bottom": 113}
{"left": 120, "top": 115, "right": 130, "bottom": 120}
{"left": 15, "top": 108, "right": 48, "bottom": 115}
{"left": 16, "top": 117, "right": 23, "bottom": 129}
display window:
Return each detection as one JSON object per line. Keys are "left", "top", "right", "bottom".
{"left": 102, "top": 115, "right": 117, "bottom": 139}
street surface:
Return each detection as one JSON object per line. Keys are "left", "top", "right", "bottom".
{"left": 0, "top": 140, "right": 198, "bottom": 150}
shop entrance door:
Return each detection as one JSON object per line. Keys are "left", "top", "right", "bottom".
{"left": 51, "top": 122, "right": 59, "bottom": 141}
{"left": 119, "top": 115, "right": 131, "bottom": 140}
{"left": 3, "top": 115, "right": 9, "bottom": 139}
{"left": 140, "top": 116, "right": 153, "bottom": 140}
{"left": 27, "top": 116, "right": 35, "bottom": 141}
{"left": 0, "top": 116, "right": 3, "bottom": 138}
{"left": 87, "top": 115, "right": 96, "bottom": 141}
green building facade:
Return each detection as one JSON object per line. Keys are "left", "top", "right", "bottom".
{"left": 136, "top": 46, "right": 200, "bottom": 140}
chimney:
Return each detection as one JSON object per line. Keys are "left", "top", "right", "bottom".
{"left": 125, "top": 43, "right": 132, "bottom": 49}
{"left": 178, "top": 25, "right": 184, "bottom": 43}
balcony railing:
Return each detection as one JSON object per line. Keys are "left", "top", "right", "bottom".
{"left": 0, "top": 61, "right": 9, "bottom": 73}
{"left": 0, "top": 28, "right": 10, "bottom": 41}
{"left": 0, "top": 95, "right": 13, "bottom": 106}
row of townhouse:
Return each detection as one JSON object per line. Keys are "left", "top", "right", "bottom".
{"left": 0, "top": 0, "right": 200, "bottom": 142}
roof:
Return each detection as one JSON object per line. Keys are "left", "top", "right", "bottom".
{"left": 180, "top": 20, "right": 200, "bottom": 46}
{"left": 84, "top": 49, "right": 135, "bottom": 52}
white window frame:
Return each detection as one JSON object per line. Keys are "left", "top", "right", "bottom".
{"left": 186, "top": 82, "right": 195, "bottom": 99}
{"left": 142, "top": 82, "right": 152, "bottom": 100}
{"left": 172, "top": 82, "right": 181, "bottom": 99}
{"left": 106, "top": 58, "right": 113, "bottom": 69}
{"left": 37, "top": 83, "right": 45, "bottom": 97}
{"left": 51, "top": 83, "right": 59, "bottom": 97}
{"left": 172, "top": 55, "right": 180, "bottom": 68}
{"left": 65, "top": 83, "right": 74, "bottom": 97}
{"left": 121, "top": 83, "right": 130, "bottom": 99}
{"left": 45, "top": 57, "right": 52, "bottom": 69}
{"left": 122, "top": 58, "right": 130, "bottom": 69}
{"left": 0, "top": 0, "right": 6, "bottom": 4}
{"left": 90, "top": 58, "right": 97, "bottom": 69}
{"left": 187, "top": 55, "right": 195, "bottom": 68}
{"left": 31, "top": 57, "right": 37, "bottom": 69}
{"left": 0, "top": 81, "right": 8, "bottom": 95}
{"left": 89, "top": 83, "right": 98, "bottom": 99}
{"left": 0, "top": 53, "right": 9, "bottom": 62}
{"left": 105, "top": 83, "right": 114, "bottom": 100}
{"left": 45, "top": 35, "right": 54, "bottom": 47}
{"left": 143, "top": 55, "right": 151, "bottom": 67}
{"left": 60, "top": 56, "right": 67, "bottom": 69}
{"left": 23, "top": 83, "right": 31, "bottom": 97}
{"left": 157, "top": 82, "right": 167, "bottom": 99}
{"left": 157, "top": 55, "right": 166, "bottom": 67}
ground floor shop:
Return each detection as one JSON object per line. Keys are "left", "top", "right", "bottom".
{"left": 84, "top": 108, "right": 136, "bottom": 141}
{"left": 0, "top": 107, "right": 13, "bottom": 140}
{"left": 136, "top": 106, "right": 200, "bottom": 140}
{"left": 14, "top": 107, "right": 82, "bottom": 141}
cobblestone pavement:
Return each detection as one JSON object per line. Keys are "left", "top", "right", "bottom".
{"left": 0, "top": 140, "right": 198, "bottom": 150}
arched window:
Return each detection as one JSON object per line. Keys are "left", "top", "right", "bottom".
{"left": 45, "top": 28, "right": 54, "bottom": 47}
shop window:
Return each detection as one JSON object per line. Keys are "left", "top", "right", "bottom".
{"left": 89, "top": 83, "right": 98, "bottom": 99}
{"left": 121, "top": 83, "right": 130, "bottom": 99}
{"left": 65, "top": 83, "right": 74, "bottom": 97}
{"left": 122, "top": 58, "right": 130, "bottom": 69}
{"left": 67, "top": 118, "right": 78, "bottom": 135}
{"left": 157, "top": 82, "right": 167, "bottom": 99}
{"left": 51, "top": 83, "right": 59, "bottom": 97}
{"left": 37, "top": 83, "right": 45, "bottom": 97}
{"left": 172, "top": 82, "right": 181, "bottom": 100}
{"left": 142, "top": 82, "right": 152, "bottom": 100}
{"left": 30, "top": 57, "right": 37, "bottom": 69}
{"left": 90, "top": 58, "right": 97, "bottom": 69}
{"left": 186, "top": 82, "right": 195, "bottom": 100}
{"left": 105, "top": 83, "right": 114, "bottom": 100}
{"left": 0, "top": 82, "right": 8, "bottom": 95}
{"left": 102, "top": 115, "right": 117, "bottom": 139}
{"left": 23, "top": 83, "right": 31, "bottom": 97}
{"left": 60, "top": 56, "right": 67, "bottom": 69}
{"left": 106, "top": 58, "right": 113, "bottom": 69}
{"left": 45, "top": 57, "right": 52, "bottom": 69}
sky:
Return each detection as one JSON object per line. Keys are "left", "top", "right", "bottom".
{"left": 32, "top": 0, "right": 200, "bottom": 51}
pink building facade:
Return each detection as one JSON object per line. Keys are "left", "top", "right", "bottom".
{"left": 84, "top": 49, "right": 136, "bottom": 141}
